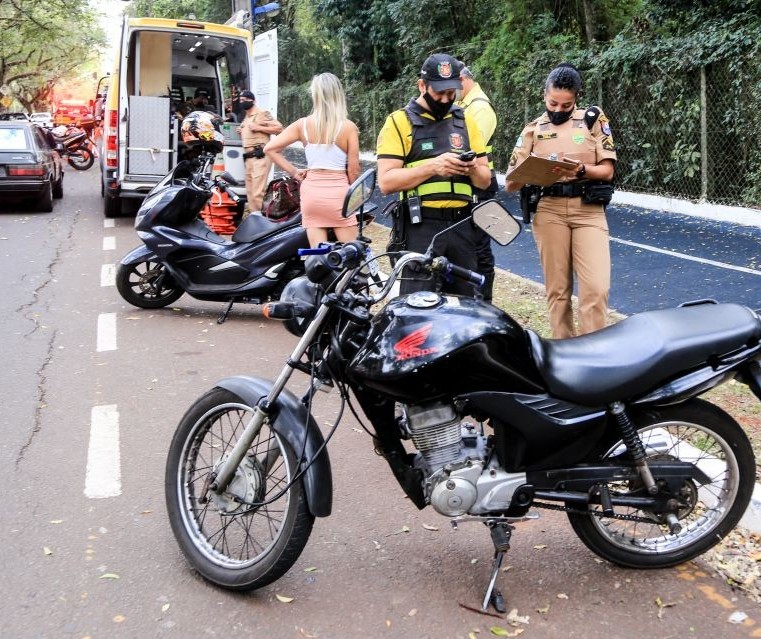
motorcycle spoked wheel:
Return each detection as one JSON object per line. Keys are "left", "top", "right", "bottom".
{"left": 165, "top": 388, "right": 315, "bottom": 590}
{"left": 567, "top": 398, "right": 755, "bottom": 568}
{"left": 116, "top": 261, "right": 183, "bottom": 308}
{"left": 67, "top": 149, "right": 94, "bottom": 170}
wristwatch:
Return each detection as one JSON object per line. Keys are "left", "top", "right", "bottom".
{"left": 576, "top": 164, "right": 586, "bottom": 179}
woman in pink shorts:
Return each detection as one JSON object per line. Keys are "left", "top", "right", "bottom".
{"left": 264, "top": 73, "right": 361, "bottom": 247}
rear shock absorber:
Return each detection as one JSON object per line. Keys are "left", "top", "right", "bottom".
{"left": 609, "top": 402, "right": 658, "bottom": 494}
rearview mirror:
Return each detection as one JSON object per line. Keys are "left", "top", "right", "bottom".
{"left": 342, "top": 168, "right": 376, "bottom": 218}
{"left": 472, "top": 200, "right": 522, "bottom": 246}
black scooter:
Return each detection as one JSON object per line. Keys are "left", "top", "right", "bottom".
{"left": 116, "top": 152, "right": 308, "bottom": 323}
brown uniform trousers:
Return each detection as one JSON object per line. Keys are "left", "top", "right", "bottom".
{"left": 240, "top": 106, "right": 274, "bottom": 214}
{"left": 509, "top": 107, "right": 617, "bottom": 338}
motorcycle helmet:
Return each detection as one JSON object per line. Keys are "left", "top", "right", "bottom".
{"left": 181, "top": 111, "right": 225, "bottom": 153}
{"left": 278, "top": 276, "right": 320, "bottom": 337}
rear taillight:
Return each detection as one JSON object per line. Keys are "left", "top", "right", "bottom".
{"left": 8, "top": 165, "right": 45, "bottom": 177}
{"left": 105, "top": 109, "right": 118, "bottom": 168}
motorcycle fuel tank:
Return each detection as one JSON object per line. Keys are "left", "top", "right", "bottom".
{"left": 350, "top": 292, "right": 544, "bottom": 403}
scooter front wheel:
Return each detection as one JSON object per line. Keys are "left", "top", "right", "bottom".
{"left": 67, "top": 149, "right": 94, "bottom": 170}
{"left": 116, "top": 260, "right": 183, "bottom": 308}
{"left": 567, "top": 398, "right": 755, "bottom": 568}
{"left": 165, "top": 387, "right": 315, "bottom": 590}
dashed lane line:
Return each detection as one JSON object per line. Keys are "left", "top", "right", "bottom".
{"left": 101, "top": 264, "right": 115, "bottom": 287}
{"left": 102, "top": 236, "right": 116, "bottom": 251}
{"left": 84, "top": 404, "right": 121, "bottom": 498}
{"left": 97, "top": 313, "right": 117, "bottom": 352}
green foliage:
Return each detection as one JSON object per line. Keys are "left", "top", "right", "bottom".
{"left": 0, "top": 0, "right": 106, "bottom": 112}
{"left": 131, "top": 0, "right": 230, "bottom": 22}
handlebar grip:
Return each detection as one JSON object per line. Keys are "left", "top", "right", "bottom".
{"left": 326, "top": 241, "right": 363, "bottom": 269}
{"left": 214, "top": 178, "right": 241, "bottom": 203}
{"left": 432, "top": 257, "right": 486, "bottom": 288}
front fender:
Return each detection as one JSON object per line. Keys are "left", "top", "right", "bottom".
{"left": 216, "top": 375, "right": 332, "bottom": 517}
{"left": 120, "top": 244, "right": 158, "bottom": 266}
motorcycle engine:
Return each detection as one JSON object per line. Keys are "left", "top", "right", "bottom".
{"left": 402, "top": 401, "right": 526, "bottom": 517}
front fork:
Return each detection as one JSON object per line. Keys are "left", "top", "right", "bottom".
{"left": 209, "top": 271, "right": 353, "bottom": 494}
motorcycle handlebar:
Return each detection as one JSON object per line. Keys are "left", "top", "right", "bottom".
{"left": 431, "top": 257, "right": 485, "bottom": 288}
{"left": 213, "top": 176, "right": 240, "bottom": 204}
{"left": 326, "top": 241, "right": 365, "bottom": 269}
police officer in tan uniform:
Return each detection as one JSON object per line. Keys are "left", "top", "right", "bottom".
{"left": 237, "top": 90, "right": 283, "bottom": 215}
{"left": 506, "top": 63, "right": 616, "bottom": 339}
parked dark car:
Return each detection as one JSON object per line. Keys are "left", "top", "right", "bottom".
{"left": 0, "top": 112, "right": 30, "bottom": 121}
{"left": 0, "top": 121, "right": 64, "bottom": 212}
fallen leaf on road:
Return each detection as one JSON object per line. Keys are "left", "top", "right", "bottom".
{"left": 533, "top": 544, "right": 547, "bottom": 550}
{"left": 489, "top": 626, "right": 524, "bottom": 637}
{"left": 299, "top": 628, "right": 318, "bottom": 638}
{"left": 422, "top": 523, "right": 439, "bottom": 531}
{"left": 386, "top": 525, "right": 411, "bottom": 536}
{"left": 100, "top": 573, "right": 120, "bottom": 580}
{"left": 50, "top": 520, "right": 64, "bottom": 524}
{"left": 537, "top": 604, "right": 550, "bottom": 614}
{"left": 113, "top": 615, "right": 125, "bottom": 623}
{"left": 506, "top": 609, "right": 530, "bottom": 626}
{"left": 43, "top": 546, "right": 53, "bottom": 556}
{"left": 408, "top": 608, "right": 417, "bottom": 617}
{"left": 276, "top": 594, "right": 294, "bottom": 603}
{"left": 161, "top": 603, "right": 170, "bottom": 613}
{"left": 557, "top": 593, "right": 569, "bottom": 600}
{"left": 728, "top": 611, "right": 748, "bottom": 624}
{"left": 304, "top": 567, "right": 319, "bottom": 573}
{"left": 655, "top": 596, "right": 676, "bottom": 619}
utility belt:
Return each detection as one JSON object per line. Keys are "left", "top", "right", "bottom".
{"left": 242, "top": 144, "right": 265, "bottom": 160}
{"left": 419, "top": 205, "right": 469, "bottom": 222}
{"left": 520, "top": 180, "right": 614, "bottom": 224}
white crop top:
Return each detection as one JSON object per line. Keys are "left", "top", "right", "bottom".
{"left": 303, "top": 120, "right": 348, "bottom": 171}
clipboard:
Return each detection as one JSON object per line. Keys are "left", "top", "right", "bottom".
{"left": 505, "top": 156, "right": 579, "bottom": 186}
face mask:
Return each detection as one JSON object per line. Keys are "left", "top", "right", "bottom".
{"left": 547, "top": 108, "right": 574, "bottom": 125}
{"left": 422, "top": 91, "right": 452, "bottom": 120}
{"left": 240, "top": 100, "right": 254, "bottom": 111}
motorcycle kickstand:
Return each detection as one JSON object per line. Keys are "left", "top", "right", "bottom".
{"left": 218, "top": 299, "right": 235, "bottom": 324}
{"left": 481, "top": 521, "right": 513, "bottom": 614}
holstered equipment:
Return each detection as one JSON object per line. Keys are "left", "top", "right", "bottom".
{"left": 243, "top": 145, "right": 265, "bottom": 160}
{"left": 519, "top": 185, "right": 542, "bottom": 224}
{"left": 541, "top": 181, "right": 615, "bottom": 206}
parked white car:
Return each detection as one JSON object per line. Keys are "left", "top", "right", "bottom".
{"left": 30, "top": 112, "right": 53, "bottom": 128}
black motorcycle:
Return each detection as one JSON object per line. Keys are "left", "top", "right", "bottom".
{"left": 165, "top": 168, "right": 760, "bottom": 610}
{"left": 50, "top": 123, "right": 96, "bottom": 170}
{"left": 116, "top": 153, "right": 309, "bottom": 323}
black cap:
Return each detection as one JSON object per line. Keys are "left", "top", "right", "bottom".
{"left": 239, "top": 90, "right": 255, "bottom": 100}
{"left": 194, "top": 88, "right": 210, "bottom": 98}
{"left": 420, "top": 54, "right": 463, "bottom": 91}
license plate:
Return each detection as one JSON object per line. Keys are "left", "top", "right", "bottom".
{"left": 365, "top": 248, "right": 379, "bottom": 276}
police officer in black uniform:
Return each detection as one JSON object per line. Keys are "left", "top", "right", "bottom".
{"left": 376, "top": 54, "right": 491, "bottom": 296}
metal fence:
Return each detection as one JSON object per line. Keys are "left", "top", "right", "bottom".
{"left": 279, "top": 59, "right": 761, "bottom": 210}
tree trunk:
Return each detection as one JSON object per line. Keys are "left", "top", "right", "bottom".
{"left": 582, "top": 0, "right": 595, "bottom": 45}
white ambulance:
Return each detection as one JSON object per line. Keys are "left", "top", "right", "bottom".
{"left": 100, "top": 16, "right": 277, "bottom": 217}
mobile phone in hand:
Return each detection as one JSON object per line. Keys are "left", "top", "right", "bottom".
{"left": 459, "top": 151, "right": 476, "bottom": 162}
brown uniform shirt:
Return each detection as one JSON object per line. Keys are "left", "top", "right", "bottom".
{"left": 240, "top": 106, "right": 275, "bottom": 149}
{"left": 509, "top": 106, "right": 616, "bottom": 181}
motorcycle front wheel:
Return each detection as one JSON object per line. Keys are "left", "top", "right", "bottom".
{"left": 568, "top": 398, "right": 755, "bottom": 568}
{"left": 67, "top": 149, "right": 94, "bottom": 170}
{"left": 116, "top": 260, "right": 183, "bottom": 308}
{"left": 165, "top": 388, "right": 315, "bottom": 590}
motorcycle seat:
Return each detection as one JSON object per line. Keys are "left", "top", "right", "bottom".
{"left": 231, "top": 212, "right": 302, "bottom": 243}
{"left": 527, "top": 303, "right": 761, "bottom": 406}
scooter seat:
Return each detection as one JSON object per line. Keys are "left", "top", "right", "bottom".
{"left": 231, "top": 213, "right": 302, "bottom": 243}
{"left": 527, "top": 303, "right": 761, "bottom": 406}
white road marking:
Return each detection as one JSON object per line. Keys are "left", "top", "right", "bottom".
{"left": 610, "top": 237, "right": 761, "bottom": 276}
{"left": 84, "top": 405, "right": 121, "bottom": 499}
{"left": 103, "top": 219, "right": 115, "bottom": 228}
{"left": 101, "top": 264, "right": 116, "bottom": 287}
{"left": 97, "top": 313, "right": 117, "bottom": 351}
{"left": 103, "top": 236, "right": 116, "bottom": 251}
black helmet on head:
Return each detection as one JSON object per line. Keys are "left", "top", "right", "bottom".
{"left": 181, "top": 111, "right": 225, "bottom": 153}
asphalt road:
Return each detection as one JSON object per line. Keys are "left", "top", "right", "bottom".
{"left": 1, "top": 167, "right": 760, "bottom": 638}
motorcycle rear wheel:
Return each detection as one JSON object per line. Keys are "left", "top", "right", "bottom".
{"left": 116, "top": 261, "right": 183, "bottom": 308}
{"left": 68, "top": 149, "right": 94, "bottom": 170}
{"left": 165, "top": 388, "right": 315, "bottom": 590}
{"left": 568, "top": 399, "right": 755, "bottom": 568}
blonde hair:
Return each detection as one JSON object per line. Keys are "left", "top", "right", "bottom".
{"left": 309, "top": 73, "right": 348, "bottom": 144}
